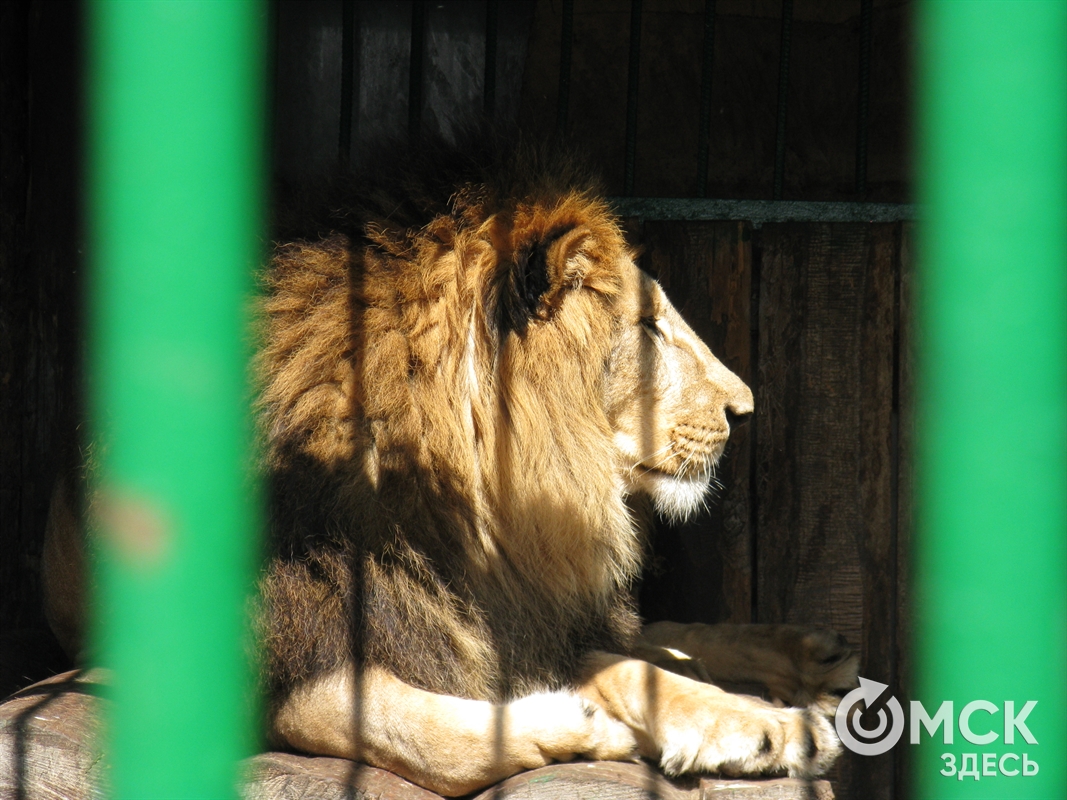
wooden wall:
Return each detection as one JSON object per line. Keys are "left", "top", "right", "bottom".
{"left": 519, "top": 0, "right": 911, "bottom": 201}
{"left": 0, "top": 2, "right": 914, "bottom": 798}
{"left": 0, "top": 0, "right": 83, "bottom": 698}
{"left": 634, "top": 219, "right": 913, "bottom": 800}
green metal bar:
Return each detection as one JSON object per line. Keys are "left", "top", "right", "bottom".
{"left": 915, "top": 2, "right": 1066, "bottom": 798}
{"left": 87, "top": 1, "right": 264, "bottom": 797}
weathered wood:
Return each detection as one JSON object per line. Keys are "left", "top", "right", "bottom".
{"left": 481, "top": 765, "right": 832, "bottom": 800}
{"left": 0, "top": 0, "right": 82, "bottom": 700}
{"left": 519, "top": 1, "right": 910, "bottom": 201}
{"left": 244, "top": 757, "right": 836, "bottom": 800}
{"left": 639, "top": 221, "right": 755, "bottom": 626}
{"left": 893, "top": 222, "right": 916, "bottom": 800}
{"left": 0, "top": 670, "right": 109, "bottom": 800}
{"left": 755, "top": 223, "right": 900, "bottom": 800}
{"left": 271, "top": 0, "right": 536, "bottom": 181}
{"left": 850, "top": 223, "right": 901, "bottom": 800}
{"left": 2, "top": 671, "right": 832, "bottom": 800}
{"left": 271, "top": 0, "right": 345, "bottom": 183}
{"left": 241, "top": 752, "right": 441, "bottom": 800}
{"left": 478, "top": 761, "right": 697, "bottom": 800}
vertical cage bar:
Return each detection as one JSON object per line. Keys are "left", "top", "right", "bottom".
{"left": 914, "top": 2, "right": 1066, "bottom": 797}
{"left": 772, "top": 0, "right": 793, "bottom": 200}
{"left": 556, "top": 0, "right": 574, "bottom": 138}
{"left": 339, "top": 0, "right": 355, "bottom": 165}
{"left": 86, "top": 1, "right": 264, "bottom": 797}
{"left": 696, "top": 0, "right": 717, "bottom": 198}
{"left": 855, "top": 0, "right": 873, "bottom": 196}
{"left": 409, "top": 0, "right": 425, "bottom": 141}
{"left": 623, "top": 0, "right": 643, "bottom": 196}
{"left": 484, "top": 0, "right": 498, "bottom": 117}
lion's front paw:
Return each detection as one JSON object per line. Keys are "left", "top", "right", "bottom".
{"left": 628, "top": 640, "right": 712, "bottom": 683}
{"left": 507, "top": 692, "right": 638, "bottom": 766}
{"left": 771, "top": 626, "right": 859, "bottom": 706}
{"left": 579, "top": 697, "right": 643, "bottom": 762}
{"left": 657, "top": 690, "right": 841, "bottom": 780}
{"left": 639, "top": 622, "right": 859, "bottom": 707}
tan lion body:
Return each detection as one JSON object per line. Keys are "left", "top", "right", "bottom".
{"left": 43, "top": 139, "right": 857, "bottom": 796}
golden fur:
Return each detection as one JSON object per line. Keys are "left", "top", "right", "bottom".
{"left": 251, "top": 139, "right": 855, "bottom": 793}
{"left": 257, "top": 160, "right": 650, "bottom": 702}
{"left": 43, "top": 138, "right": 857, "bottom": 796}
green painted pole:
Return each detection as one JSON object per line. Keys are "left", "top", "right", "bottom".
{"left": 914, "top": 2, "right": 1066, "bottom": 798}
{"left": 87, "top": 1, "right": 264, "bottom": 796}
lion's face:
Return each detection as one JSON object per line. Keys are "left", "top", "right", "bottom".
{"left": 490, "top": 201, "right": 752, "bottom": 528}
{"left": 602, "top": 260, "right": 753, "bottom": 522}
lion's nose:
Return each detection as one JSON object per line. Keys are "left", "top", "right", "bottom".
{"left": 726, "top": 407, "right": 752, "bottom": 429}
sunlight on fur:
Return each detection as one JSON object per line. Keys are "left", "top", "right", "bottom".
{"left": 207, "top": 135, "right": 849, "bottom": 795}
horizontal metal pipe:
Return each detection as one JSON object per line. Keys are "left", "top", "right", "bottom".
{"left": 609, "top": 197, "right": 916, "bottom": 225}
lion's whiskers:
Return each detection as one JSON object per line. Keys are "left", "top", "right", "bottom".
{"left": 632, "top": 442, "right": 676, "bottom": 479}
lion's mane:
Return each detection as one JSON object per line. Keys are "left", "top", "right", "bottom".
{"left": 258, "top": 138, "right": 644, "bottom": 704}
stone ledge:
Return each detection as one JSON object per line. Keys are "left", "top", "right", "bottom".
{"left": 2, "top": 670, "right": 832, "bottom": 800}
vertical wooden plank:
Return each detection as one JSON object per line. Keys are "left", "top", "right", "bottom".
{"left": 894, "top": 221, "right": 915, "bottom": 800}
{"left": 852, "top": 222, "right": 900, "bottom": 800}
{"left": 756, "top": 222, "right": 898, "bottom": 800}
{"left": 638, "top": 221, "right": 754, "bottom": 625}
{"left": 0, "top": 0, "right": 82, "bottom": 697}
{"left": 271, "top": 0, "right": 343, "bottom": 183}
{"left": 0, "top": 0, "right": 32, "bottom": 698}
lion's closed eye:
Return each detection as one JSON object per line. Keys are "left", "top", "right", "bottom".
{"left": 639, "top": 316, "right": 662, "bottom": 338}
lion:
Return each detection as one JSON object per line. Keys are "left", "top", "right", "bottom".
{"left": 42, "top": 137, "right": 858, "bottom": 796}
{"left": 250, "top": 139, "right": 857, "bottom": 794}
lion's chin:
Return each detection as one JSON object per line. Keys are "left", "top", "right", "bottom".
{"left": 642, "top": 471, "right": 712, "bottom": 523}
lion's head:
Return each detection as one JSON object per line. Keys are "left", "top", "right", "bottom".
{"left": 603, "top": 262, "right": 753, "bottom": 521}
{"left": 478, "top": 193, "right": 754, "bottom": 530}
{"left": 259, "top": 146, "right": 753, "bottom": 684}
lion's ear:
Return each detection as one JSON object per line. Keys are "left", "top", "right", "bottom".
{"left": 498, "top": 224, "right": 591, "bottom": 336}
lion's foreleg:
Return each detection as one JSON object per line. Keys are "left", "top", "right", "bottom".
{"left": 578, "top": 651, "right": 840, "bottom": 780}
{"left": 639, "top": 622, "right": 859, "bottom": 706}
{"left": 271, "top": 663, "right": 638, "bottom": 796}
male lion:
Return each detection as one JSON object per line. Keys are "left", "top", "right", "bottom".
{"left": 42, "top": 138, "right": 857, "bottom": 796}
{"left": 252, "top": 139, "right": 857, "bottom": 795}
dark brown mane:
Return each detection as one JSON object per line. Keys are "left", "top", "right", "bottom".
{"left": 257, "top": 137, "right": 641, "bottom": 706}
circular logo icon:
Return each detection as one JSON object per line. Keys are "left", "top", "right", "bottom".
{"left": 835, "top": 677, "right": 904, "bottom": 756}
